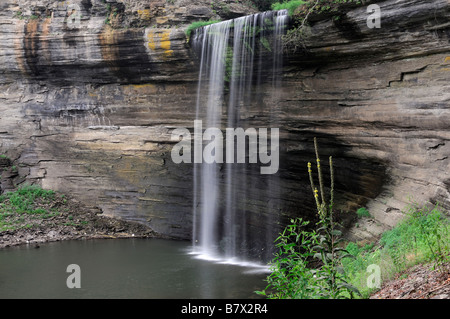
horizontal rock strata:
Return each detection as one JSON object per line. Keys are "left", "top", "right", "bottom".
{"left": 0, "top": 0, "right": 448, "bottom": 245}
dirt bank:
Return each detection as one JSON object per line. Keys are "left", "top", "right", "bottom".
{"left": 0, "top": 191, "right": 164, "bottom": 249}
{"left": 370, "top": 263, "right": 450, "bottom": 299}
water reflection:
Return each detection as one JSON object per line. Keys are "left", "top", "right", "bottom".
{"left": 0, "top": 238, "right": 268, "bottom": 299}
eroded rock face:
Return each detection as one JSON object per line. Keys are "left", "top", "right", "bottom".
{"left": 0, "top": 0, "right": 256, "bottom": 239}
{"left": 278, "top": 0, "right": 450, "bottom": 240}
{"left": 0, "top": 0, "right": 449, "bottom": 245}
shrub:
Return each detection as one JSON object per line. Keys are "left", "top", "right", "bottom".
{"left": 258, "top": 138, "right": 360, "bottom": 299}
{"left": 258, "top": 218, "right": 319, "bottom": 298}
{"left": 356, "top": 207, "right": 370, "bottom": 218}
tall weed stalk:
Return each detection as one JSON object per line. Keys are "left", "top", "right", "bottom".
{"left": 258, "top": 138, "right": 360, "bottom": 298}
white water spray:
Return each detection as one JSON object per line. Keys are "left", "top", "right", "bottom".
{"left": 191, "top": 10, "right": 289, "bottom": 263}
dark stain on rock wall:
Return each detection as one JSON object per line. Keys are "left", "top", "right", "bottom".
{"left": 98, "top": 28, "right": 154, "bottom": 83}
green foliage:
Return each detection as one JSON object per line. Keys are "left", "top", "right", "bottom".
{"left": 342, "top": 204, "right": 450, "bottom": 298}
{"left": 13, "top": 11, "right": 23, "bottom": 19}
{"left": 0, "top": 184, "right": 55, "bottom": 213}
{"left": 271, "top": 0, "right": 307, "bottom": 15}
{"left": 0, "top": 185, "right": 57, "bottom": 231}
{"left": 258, "top": 138, "right": 450, "bottom": 299}
{"left": 356, "top": 207, "right": 370, "bottom": 218}
{"left": 380, "top": 204, "right": 450, "bottom": 273}
{"left": 258, "top": 138, "right": 360, "bottom": 299}
{"left": 247, "top": 0, "right": 280, "bottom": 11}
{"left": 185, "top": 20, "right": 222, "bottom": 38}
{"left": 256, "top": 218, "right": 319, "bottom": 298}
{"left": 280, "top": 0, "right": 366, "bottom": 52}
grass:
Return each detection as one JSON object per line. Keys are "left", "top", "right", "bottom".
{"left": 0, "top": 185, "right": 59, "bottom": 231}
{"left": 258, "top": 141, "right": 450, "bottom": 299}
{"left": 271, "top": 0, "right": 307, "bottom": 15}
{"left": 356, "top": 207, "right": 370, "bottom": 218}
{"left": 185, "top": 20, "right": 222, "bottom": 38}
{"left": 260, "top": 198, "right": 450, "bottom": 299}
{"left": 0, "top": 184, "right": 151, "bottom": 246}
{"left": 342, "top": 203, "right": 450, "bottom": 298}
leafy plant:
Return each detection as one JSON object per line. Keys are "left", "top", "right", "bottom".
{"left": 13, "top": 11, "right": 25, "bottom": 20}
{"left": 258, "top": 138, "right": 360, "bottom": 299}
{"left": 257, "top": 218, "right": 320, "bottom": 298}
{"left": 356, "top": 207, "right": 370, "bottom": 218}
{"left": 306, "top": 137, "right": 360, "bottom": 298}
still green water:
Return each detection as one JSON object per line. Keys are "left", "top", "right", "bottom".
{"left": 0, "top": 238, "right": 268, "bottom": 299}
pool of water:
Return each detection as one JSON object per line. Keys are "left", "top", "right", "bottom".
{"left": 0, "top": 238, "right": 269, "bottom": 299}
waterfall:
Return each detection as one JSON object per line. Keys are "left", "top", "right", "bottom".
{"left": 191, "top": 10, "right": 289, "bottom": 262}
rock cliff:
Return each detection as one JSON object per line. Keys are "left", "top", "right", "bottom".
{"left": 0, "top": 0, "right": 257, "bottom": 240}
{"left": 280, "top": 0, "right": 450, "bottom": 239}
{"left": 0, "top": 0, "right": 449, "bottom": 244}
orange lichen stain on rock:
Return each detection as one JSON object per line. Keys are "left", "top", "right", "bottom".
{"left": 126, "top": 83, "right": 158, "bottom": 95}
{"left": 98, "top": 27, "right": 120, "bottom": 72}
{"left": 160, "top": 30, "right": 173, "bottom": 58}
{"left": 40, "top": 18, "right": 52, "bottom": 63}
{"left": 441, "top": 57, "right": 450, "bottom": 71}
{"left": 131, "top": 83, "right": 156, "bottom": 90}
{"left": 22, "top": 19, "right": 41, "bottom": 76}
{"left": 87, "top": 88, "right": 98, "bottom": 98}
{"left": 147, "top": 30, "right": 173, "bottom": 59}
{"left": 147, "top": 31, "right": 157, "bottom": 51}
{"left": 156, "top": 16, "right": 169, "bottom": 25}
{"left": 13, "top": 20, "right": 27, "bottom": 75}
{"left": 137, "top": 9, "right": 152, "bottom": 21}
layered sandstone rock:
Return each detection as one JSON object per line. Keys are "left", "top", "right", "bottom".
{"left": 0, "top": 0, "right": 448, "bottom": 246}
{"left": 0, "top": 0, "right": 257, "bottom": 239}
{"left": 278, "top": 0, "right": 450, "bottom": 240}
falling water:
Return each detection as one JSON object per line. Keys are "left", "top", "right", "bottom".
{"left": 191, "top": 10, "right": 289, "bottom": 262}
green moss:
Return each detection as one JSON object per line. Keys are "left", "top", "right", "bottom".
{"left": 271, "top": 0, "right": 307, "bottom": 15}
{"left": 185, "top": 20, "right": 222, "bottom": 38}
{"left": 356, "top": 207, "right": 371, "bottom": 218}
